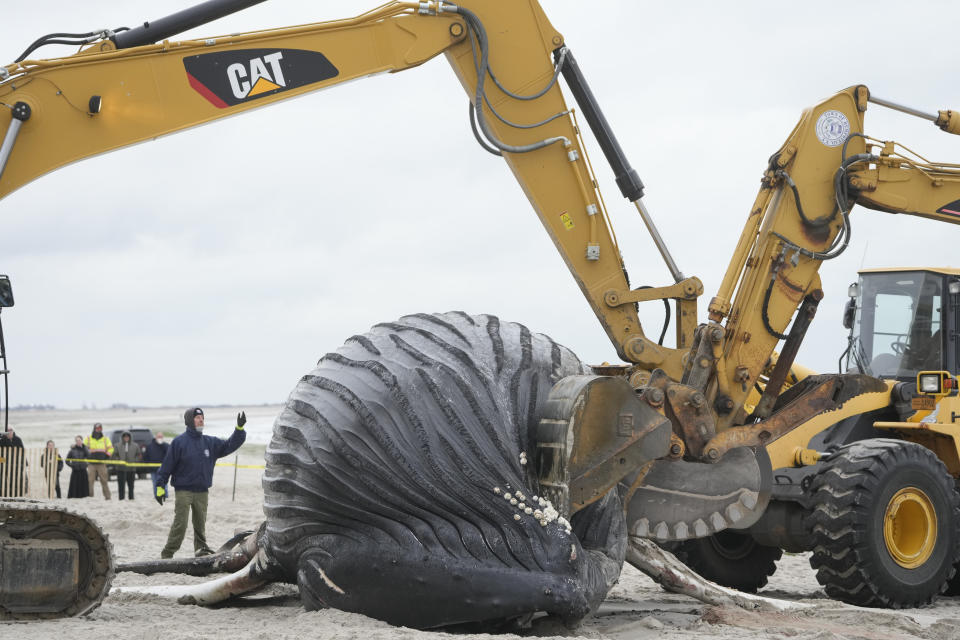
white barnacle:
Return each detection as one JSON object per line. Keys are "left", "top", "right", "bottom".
{"left": 510, "top": 499, "right": 518, "bottom": 505}
{"left": 515, "top": 492, "right": 525, "bottom": 500}
{"left": 524, "top": 507, "right": 533, "bottom": 515}
{"left": 518, "top": 502, "right": 526, "bottom": 510}
{"left": 541, "top": 504, "right": 560, "bottom": 525}
{"left": 513, "top": 514, "right": 521, "bottom": 521}
{"left": 503, "top": 493, "right": 512, "bottom": 500}
{"left": 532, "top": 495, "right": 539, "bottom": 502}
{"left": 493, "top": 487, "right": 501, "bottom": 495}
{"left": 534, "top": 510, "right": 543, "bottom": 518}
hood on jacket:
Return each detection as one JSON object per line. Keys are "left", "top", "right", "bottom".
{"left": 91, "top": 423, "right": 104, "bottom": 439}
{"left": 184, "top": 407, "right": 204, "bottom": 434}
{"left": 184, "top": 407, "right": 204, "bottom": 427}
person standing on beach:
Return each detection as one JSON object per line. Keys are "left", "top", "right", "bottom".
{"left": 84, "top": 423, "right": 114, "bottom": 499}
{"left": 154, "top": 407, "right": 246, "bottom": 558}
{"left": 113, "top": 431, "right": 141, "bottom": 500}
{"left": 66, "top": 435, "right": 90, "bottom": 498}
{"left": 41, "top": 440, "right": 64, "bottom": 498}
{"left": 144, "top": 431, "right": 170, "bottom": 486}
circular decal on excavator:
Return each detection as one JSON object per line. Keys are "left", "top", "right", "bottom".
{"left": 815, "top": 110, "right": 850, "bottom": 147}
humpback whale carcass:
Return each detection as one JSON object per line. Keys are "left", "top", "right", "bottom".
{"left": 263, "top": 312, "right": 625, "bottom": 628}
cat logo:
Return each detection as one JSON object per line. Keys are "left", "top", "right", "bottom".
{"left": 183, "top": 48, "right": 340, "bottom": 109}
{"left": 937, "top": 198, "right": 960, "bottom": 217}
{"left": 227, "top": 52, "right": 286, "bottom": 100}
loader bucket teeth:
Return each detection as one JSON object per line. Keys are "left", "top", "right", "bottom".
{"left": 623, "top": 446, "right": 772, "bottom": 542}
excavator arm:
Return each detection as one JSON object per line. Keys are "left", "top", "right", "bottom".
{"left": 693, "top": 85, "right": 960, "bottom": 466}
{"left": 0, "top": 0, "right": 687, "bottom": 377}
{"left": 848, "top": 138, "right": 960, "bottom": 224}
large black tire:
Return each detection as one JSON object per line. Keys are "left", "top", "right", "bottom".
{"left": 946, "top": 491, "right": 960, "bottom": 596}
{"left": 262, "top": 312, "right": 627, "bottom": 629}
{"left": 949, "top": 559, "right": 960, "bottom": 596}
{"left": 807, "top": 439, "right": 960, "bottom": 608}
{"left": 668, "top": 530, "right": 782, "bottom": 593}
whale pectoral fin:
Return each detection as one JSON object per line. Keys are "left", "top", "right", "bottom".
{"left": 534, "top": 375, "right": 673, "bottom": 517}
{"left": 113, "top": 549, "right": 279, "bottom": 606}
{"left": 117, "top": 525, "right": 263, "bottom": 576}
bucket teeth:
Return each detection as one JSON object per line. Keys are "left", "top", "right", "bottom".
{"left": 631, "top": 498, "right": 767, "bottom": 542}
{"left": 725, "top": 503, "right": 743, "bottom": 523}
{"left": 709, "top": 511, "right": 728, "bottom": 531}
{"left": 673, "top": 522, "right": 689, "bottom": 540}
{"left": 624, "top": 446, "right": 772, "bottom": 542}
{"left": 653, "top": 522, "right": 670, "bottom": 540}
{"left": 632, "top": 518, "right": 649, "bottom": 538}
{"left": 693, "top": 519, "right": 709, "bottom": 538}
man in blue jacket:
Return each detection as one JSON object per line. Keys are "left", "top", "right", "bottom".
{"left": 155, "top": 407, "right": 246, "bottom": 558}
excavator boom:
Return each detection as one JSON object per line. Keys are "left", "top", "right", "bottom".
{"left": 0, "top": 0, "right": 681, "bottom": 373}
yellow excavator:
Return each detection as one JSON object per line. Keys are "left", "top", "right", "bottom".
{"left": 3, "top": 0, "right": 960, "bottom": 620}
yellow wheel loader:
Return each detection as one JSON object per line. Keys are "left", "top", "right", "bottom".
{"left": 2, "top": 0, "right": 960, "bottom": 619}
{"left": 667, "top": 268, "right": 960, "bottom": 604}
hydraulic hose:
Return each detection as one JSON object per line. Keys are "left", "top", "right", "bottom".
{"left": 455, "top": 6, "right": 570, "bottom": 154}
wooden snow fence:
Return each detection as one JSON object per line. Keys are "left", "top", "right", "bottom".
{"left": 0, "top": 447, "right": 61, "bottom": 499}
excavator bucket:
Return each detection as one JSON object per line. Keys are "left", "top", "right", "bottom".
{"left": 535, "top": 375, "right": 771, "bottom": 543}
{"left": 0, "top": 501, "right": 113, "bottom": 619}
{"left": 623, "top": 446, "right": 772, "bottom": 541}
{"left": 535, "top": 375, "right": 674, "bottom": 514}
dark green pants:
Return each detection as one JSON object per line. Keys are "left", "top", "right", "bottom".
{"left": 161, "top": 489, "right": 212, "bottom": 558}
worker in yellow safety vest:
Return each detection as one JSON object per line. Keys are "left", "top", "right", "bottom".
{"left": 83, "top": 423, "right": 114, "bottom": 499}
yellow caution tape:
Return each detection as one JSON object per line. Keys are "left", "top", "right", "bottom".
{"left": 65, "top": 458, "right": 159, "bottom": 467}
{"left": 65, "top": 458, "right": 266, "bottom": 470}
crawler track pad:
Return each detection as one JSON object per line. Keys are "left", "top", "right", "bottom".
{"left": 624, "top": 446, "right": 772, "bottom": 542}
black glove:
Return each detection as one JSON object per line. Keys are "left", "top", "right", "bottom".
{"left": 155, "top": 486, "right": 167, "bottom": 506}
{"left": 237, "top": 411, "right": 247, "bottom": 429}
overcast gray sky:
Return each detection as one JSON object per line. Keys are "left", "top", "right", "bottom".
{"left": 3, "top": 0, "right": 960, "bottom": 409}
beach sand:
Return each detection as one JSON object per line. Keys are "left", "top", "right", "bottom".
{"left": 7, "top": 406, "right": 960, "bottom": 639}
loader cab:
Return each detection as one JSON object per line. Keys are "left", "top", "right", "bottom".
{"left": 842, "top": 268, "right": 960, "bottom": 380}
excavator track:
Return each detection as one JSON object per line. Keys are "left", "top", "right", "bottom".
{"left": 0, "top": 500, "right": 114, "bottom": 620}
